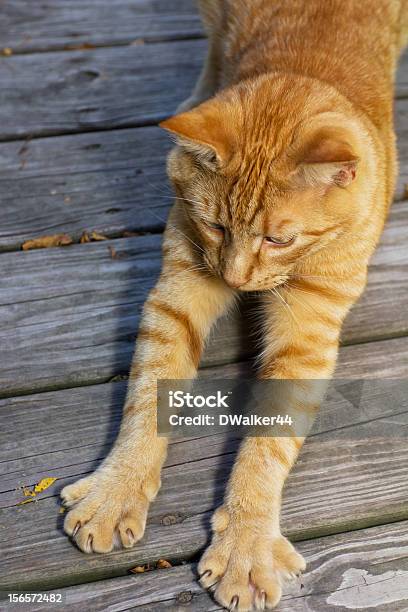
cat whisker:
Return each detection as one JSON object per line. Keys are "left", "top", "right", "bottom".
{"left": 143, "top": 207, "right": 206, "bottom": 255}
{"left": 146, "top": 191, "right": 206, "bottom": 208}
{"left": 144, "top": 177, "right": 174, "bottom": 196}
{"left": 283, "top": 284, "right": 322, "bottom": 316}
{"left": 175, "top": 195, "right": 206, "bottom": 207}
{"left": 144, "top": 177, "right": 208, "bottom": 207}
{"left": 179, "top": 264, "right": 211, "bottom": 275}
{"left": 270, "top": 287, "right": 300, "bottom": 327}
{"left": 287, "top": 273, "right": 353, "bottom": 282}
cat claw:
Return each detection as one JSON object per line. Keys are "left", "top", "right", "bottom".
{"left": 126, "top": 528, "right": 135, "bottom": 546}
{"left": 207, "top": 580, "right": 219, "bottom": 592}
{"left": 72, "top": 522, "right": 81, "bottom": 537}
{"left": 198, "top": 569, "right": 212, "bottom": 581}
{"left": 258, "top": 589, "right": 266, "bottom": 609}
{"left": 86, "top": 533, "right": 93, "bottom": 553}
{"left": 229, "top": 595, "right": 239, "bottom": 610}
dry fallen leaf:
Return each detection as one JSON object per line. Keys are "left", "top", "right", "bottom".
{"left": 22, "top": 476, "right": 57, "bottom": 501}
{"left": 59, "top": 507, "right": 66, "bottom": 514}
{"left": 22, "top": 486, "right": 35, "bottom": 498}
{"left": 123, "top": 230, "right": 137, "bottom": 237}
{"left": 176, "top": 591, "right": 193, "bottom": 604}
{"left": 65, "top": 42, "right": 96, "bottom": 50}
{"left": 2, "top": 47, "right": 12, "bottom": 56}
{"left": 80, "top": 230, "right": 108, "bottom": 243}
{"left": 90, "top": 230, "right": 108, "bottom": 241}
{"left": 109, "top": 373, "right": 128, "bottom": 382}
{"left": 17, "top": 477, "right": 57, "bottom": 505}
{"left": 34, "top": 477, "right": 57, "bottom": 493}
{"left": 156, "top": 559, "right": 172, "bottom": 569}
{"left": 22, "top": 234, "right": 73, "bottom": 250}
{"left": 129, "top": 563, "right": 153, "bottom": 574}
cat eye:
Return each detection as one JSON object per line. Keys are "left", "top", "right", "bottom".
{"left": 264, "top": 235, "right": 295, "bottom": 247}
{"left": 206, "top": 222, "right": 224, "bottom": 232}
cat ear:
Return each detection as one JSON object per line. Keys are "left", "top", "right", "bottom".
{"left": 159, "top": 101, "right": 231, "bottom": 168}
{"left": 295, "top": 128, "right": 359, "bottom": 189}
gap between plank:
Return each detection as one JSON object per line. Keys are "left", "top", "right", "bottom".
{"left": 0, "top": 328, "right": 407, "bottom": 402}
{"left": 0, "top": 116, "right": 167, "bottom": 145}
{"left": 0, "top": 226, "right": 165, "bottom": 255}
{"left": 1, "top": 33, "right": 205, "bottom": 57}
{"left": 6, "top": 509, "right": 408, "bottom": 594}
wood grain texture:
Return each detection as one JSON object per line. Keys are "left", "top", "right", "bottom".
{"left": 1, "top": 2, "right": 408, "bottom": 606}
{"left": 0, "top": 100, "right": 408, "bottom": 252}
{"left": 0, "top": 127, "right": 172, "bottom": 252}
{"left": 0, "top": 341, "right": 407, "bottom": 590}
{"left": 0, "top": 234, "right": 161, "bottom": 396}
{"left": 0, "top": 0, "right": 203, "bottom": 53}
{"left": 1, "top": 436, "right": 407, "bottom": 591}
{"left": 0, "top": 202, "right": 407, "bottom": 397}
{"left": 0, "top": 42, "right": 406, "bottom": 142}
{"left": 1, "top": 346, "right": 407, "bottom": 507}
{"left": 0, "top": 40, "right": 206, "bottom": 141}
{"left": 19, "top": 521, "right": 408, "bottom": 612}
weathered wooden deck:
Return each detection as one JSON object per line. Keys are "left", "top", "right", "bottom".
{"left": 1, "top": 2, "right": 408, "bottom": 610}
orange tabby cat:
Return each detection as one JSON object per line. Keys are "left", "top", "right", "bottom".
{"left": 61, "top": 1, "right": 408, "bottom": 609}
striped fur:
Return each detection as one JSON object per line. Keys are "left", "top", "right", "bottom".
{"left": 62, "top": 1, "right": 408, "bottom": 608}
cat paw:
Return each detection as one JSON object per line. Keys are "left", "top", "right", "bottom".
{"left": 60, "top": 473, "right": 95, "bottom": 508}
{"left": 61, "top": 468, "right": 161, "bottom": 553}
{"left": 198, "top": 507, "right": 305, "bottom": 610}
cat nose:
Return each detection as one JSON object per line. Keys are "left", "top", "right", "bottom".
{"left": 223, "top": 271, "right": 249, "bottom": 288}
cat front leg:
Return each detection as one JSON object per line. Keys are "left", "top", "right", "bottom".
{"left": 61, "top": 228, "right": 235, "bottom": 553}
{"left": 199, "top": 274, "right": 364, "bottom": 610}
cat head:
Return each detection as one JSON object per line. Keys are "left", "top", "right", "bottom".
{"left": 160, "top": 75, "right": 372, "bottom": 291}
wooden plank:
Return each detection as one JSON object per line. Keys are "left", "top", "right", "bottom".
{"left": 0, "top": 340, "right": 406, "bottom": 507}
{"left": 1, "top": 340, "right": 407, "bottom": 508}
{"left": 396, "top": 97, "right": 408, "bottom": 193}
{"left": 1, "top": 417, "right": 407, "bottom": 591}
{"left": 0, "top": 127, "right": 172, "bottom": 252}
{"left": 0, "top": 201, "right": 407, "bottom": 397}
{"left": 0, "top": 99, "right": 408, "bottom": 252}
{"left": 2, "top": 425, "right": 407, "bottom": 594}
{"left": 340, "top": 199, "right": 408, "bottom": 344}
{"left": 0, "top": 0, "right": 203, "bottom": 54}
{"left": 0, "top": 40, "right": 206, "bottom": 141}
{"left": 0, "top": 234, "right": 161, "bottom": 397}
{"left": 18, "top": 521, "right": 408, "bottom": 611}
{"left": 0, "top": 42, "right": 406, "bottom": 141}
{"left": 0, "top": 338, "right": 408, "bottom": 590}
